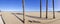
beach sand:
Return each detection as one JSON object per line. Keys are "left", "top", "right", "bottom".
{"left": 0, "top": 16, "right": 4, "bottom": 24}
{"left": 0, "top": 12, "right": 60, "bottom": 24}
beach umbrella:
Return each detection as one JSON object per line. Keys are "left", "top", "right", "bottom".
{"left": 22, "top": 0, "right": 25, "bottom": 24}
{"left": 52, "top": 0, "right": 55, "bottom": 19}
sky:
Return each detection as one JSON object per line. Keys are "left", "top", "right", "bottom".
{"left": 0, "top": 0, "right": 60, "bottom": 11}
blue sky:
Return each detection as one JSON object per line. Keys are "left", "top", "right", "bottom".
{"left": 0, "top": 0, "right": 60, "bottom": 11}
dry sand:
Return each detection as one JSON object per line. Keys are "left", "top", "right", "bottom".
{"left": 0, "top": 16, "right": 4, "bottom": 24}
{"left": 0, "top": 12, "right": 60, "bottom": 24}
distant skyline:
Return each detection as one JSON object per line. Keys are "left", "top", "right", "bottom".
{"left": 0, "top": 0, "right": 60, "bottom": 11}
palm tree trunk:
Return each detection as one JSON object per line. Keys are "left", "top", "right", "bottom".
{"left": 52, "top": 0, "right": 55, "bottom": 19}
{"left": 46, "top": 0, "right": 48, "bottom": 19}
{"left": 22, "top": 0, "right": 25, "bottom": 24}
{"left": 40, "top": 0, "right": 42, "bottom": 18}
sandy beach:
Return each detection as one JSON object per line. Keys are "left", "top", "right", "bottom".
{"left": 0, "top": 16, "right": 4, "bottom": 24}
{"left": 0, "top": 12, "right": 60, "bottom": 24}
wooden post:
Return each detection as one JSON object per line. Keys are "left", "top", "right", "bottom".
{"left": 46, "top": 0, "right": 48, "bottom": 19}
{"left": 52, "top": 0, "right": 55, "bottom": 19}
{"left": 40, "top": 0, "right": 42, "bottom": 18}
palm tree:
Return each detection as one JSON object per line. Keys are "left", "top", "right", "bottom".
{"left": 22, "top": 0, "right": 25, "bottom": 24}
{"left": 46, "top": 0, "right": 48, "bottom": 19}
{"left": 40, "top": 0, "right": 42, "bottom": 18}
{"left": 52, "top": 0, "right": 55, "bottom": 19}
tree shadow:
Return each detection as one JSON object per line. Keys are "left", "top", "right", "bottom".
{"left": 12, "top": 13, "right": 24, "bottom": 23}
{"left": 12, "top": 13, "right": 53, "bottom": 20}
{"left": 11, "top": 12, "right": 60, "bottom": 24}
{"left": 44, "top": 18, "right": 60, "bottom": 24}
{"left": 26, "top": 15, "right": 53, "bottom": 20}
{"left": 28, "top": 20, "right": 40, "bottom": 23}
{"left": 12, "top": 13, "right": 56, "bottom": 24}
{"left": 26, "top": 15, "right": 40, "bottom": 19}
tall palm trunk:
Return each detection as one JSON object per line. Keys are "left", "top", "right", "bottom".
{"left": 22, "top": 0, "right": 25, "bottom": 24}
{"left": 52, "top": 0, "right": 55, "bottom": 19}
{"left": 46, "top": 0, "right": 48, "bottom": 19}
{"left": 40, "top": 0, "right": 42, "bottom": 18}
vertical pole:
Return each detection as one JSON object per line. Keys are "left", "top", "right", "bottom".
{"left": 52, "top": 0, "right": 55, "bottom": 19}
{"left": 40, "top": 0, "right": 42, "bottom": 18}
{"left": 46, "top": 0, "right": 48, "bottom": 19}
{"left": 22, "top": 0, "right": 25, "bottom": 24}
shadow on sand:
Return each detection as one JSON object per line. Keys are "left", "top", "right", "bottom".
{"left": 12, "top": 13, "right": 24, "bottom": 23}
{"left": 26, "top": 15, "right": 53, "bottom": 20}
{"left": 12, "top": 13, "right": 53, "bottom": 20}
{"left": 12, "top": 13, "right": 60, "bottom": 24}
{"left": 28, "top": 20, "right": 40, "bottom": 23}
{"left": 44, "top": 17, "right": 60, "bottom": 24}
{"left": 12, "top": 13, "right": 41, "bottom": 23}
